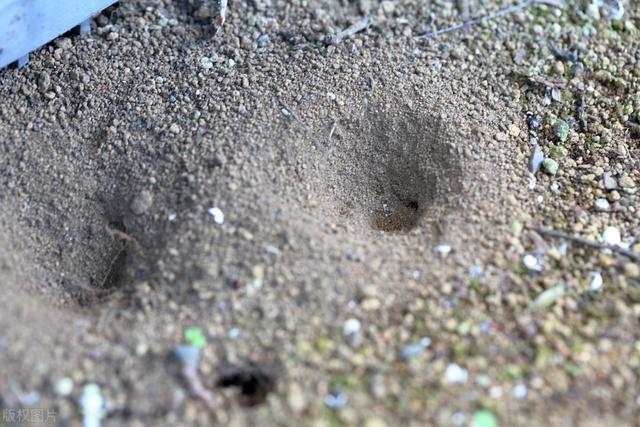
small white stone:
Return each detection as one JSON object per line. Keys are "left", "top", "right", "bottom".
{"left": 200, "top": 57, "right": 214, "bottom": 69}
{"left": 602, "top": 226, "right": 621, "bottom": 246}
{"left": 54, "top": 377, "right": 74, "bottom": 396}
{"left": 594, "top": 198, "right": 610, "bottom": 211}
{"left": 445, "top": 363, "right": 468, "bottom": 384}
{"left": 208, "top": 207, "right": 224, "bottom": 224}
{"left": 168, "top": 212, "right": 177, "bottom": 222}
{"left": 513, "top": 383, "right": 527, "bottom": 400}
{"left": 436, "top": 244, "right": 452, "bottom": 255}
{"left": 523, "top": 254, "right": 542, "bottom": 272}
{"left": 588, "top": 272, "right": 604, "bottom": 292}
{"left": 489, "top": 385, "right": 503, "bottom": 398}
{"left": 343, "top": 318, "right": 361, "bottom": 336}
{"left": 452, "top": 412, "right": 466, "bottom": 425}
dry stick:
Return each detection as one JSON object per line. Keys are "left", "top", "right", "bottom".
{"left": 415, "top": 0, "right": 564, "bottom": 40}
{"left": 328, "top": 121, "right": 337, "bottom": 140}
{"left": 182, "top": 366, "right": 216, "bottom": 411}
{"left": 332, "top": 19, "right": 371, "bottom": 45}
{"left": 213, "top": 0, "right": 228, "bottom": 33}
{"left": 526, "top": 225, "right": 640, "bottom": 262}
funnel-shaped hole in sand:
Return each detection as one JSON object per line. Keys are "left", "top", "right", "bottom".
{"left": 329, "top": 107, "right": 463, "bottom": 235}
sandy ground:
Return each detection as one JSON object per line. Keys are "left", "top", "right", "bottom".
{"left": 0, "top": 0, "right": 639, "bottom": 426}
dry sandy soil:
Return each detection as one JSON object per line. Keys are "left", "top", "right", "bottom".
{"left": 0, "top": 0, "right": 639, "bottom": 426}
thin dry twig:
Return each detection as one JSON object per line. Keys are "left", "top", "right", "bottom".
{"left": 511, "top": 67, "right": 567, "bottom": 89}
{"left": 526, "top": 225, "right": 640, "bottom": 262}
{"left": 331, "top": 19, "right": 372, "bottom": 45}
{"left": 328, "top": 121, "right": 337, "bottom": 140}
{"left": 182, "top": 366, "right": 216, "bottom": 410}
{"left": 105, "top": 224, "right": 140, "bottom": 249}
{"left": 213, "top": 0, "right": 228, "bottom": 33}
{"left": 416, "top": 0, "right": 564, "bottom": 40}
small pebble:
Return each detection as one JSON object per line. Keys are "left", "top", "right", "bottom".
{"left": 530, "top": 285, "right": 565, "bottom": 309}
{"left": 489, "top": 386, "right": 503, "bottom": 398}
{"left": 618, "top": 175, "right": 635, "bottom": 188}
{"left": 570, "top": 62, "right": 584, "bottom": 77}
{"left": 342, "top": 318, "right": 361, "bottom": 336}
{"left": 257, "top": 34, "right": 270, "bottom": 45}
{"left": 174, "top": 345, "right": 200, "bottom": 370}
{"left": 208, "top": 207, "right": 225, "bottom": 224}
{"left": 364, "top": 417, "right": 388, "bottom": 427}
{"left": 169, "top": 123, "right": 180, "bottom": 134}
{"left": 494, "top": 132, "right": 508, "bottom": 142}
{"left": 281, "top": 108, "right": 291, "bottom": 117}
{"left": 444, "top": 363, "right": 468, "bottom": 384}
{"left": 400, "top": 337, "right": 431, "bottom": 359}
{"left": 594, "top": 198, "right": 610, "bottom": 211}
{"left": 451, "top": 412, "right": 466, "bottom": 425}
{"left": 362, "top": 298, "right": 381, "bottom": 311}
{"left": 553, "top": 119, "right": 570, "bottom": 142}
{"left": 624, "top": 263, "right": 639, "bottom": 278}
{"left": 528, "top": 144, "right": 544, "bottom": 174}
{"left": 553, "top": 61, "right": 565, "bottom": 76}
{"left": 542, "top": 158, "right": 558, "bottom": 175}
{"left": 200, "top": 57, "right": 214, "bottom": 69}
{"left": 54, "top": 377, "right": 74, "bottom": 396}
{"left": 324, "top": 392, "right": 348, "bottom": 409}
{"left": 130, "top": 190, "right": 153, "bottom": 215}
{"left": 527, "top": 116, "right": 541, "bottom": 129}
{"left": 80, "top": 383, "right": 104, "bottom": 427}
{"left": 588, "top": 272, "right": 604, "bottom": 292}
{"left": 513, "top": 383, "right": 527, "bottom": 400}
{"left": 228, "top": 328, "right": 240, "bottom": 339}
{"left": 523, "top": 254, "right": 542, "bottom": 272}
{"left": 603, "top": 173, "right": 618, "bottom": 190}
{"left": 602, "top": 226, "right": 622, "bottom": 246}
{"left": 435, "top": 244, "right": 452, "bottom": 255}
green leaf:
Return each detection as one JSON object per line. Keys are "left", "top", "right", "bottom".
{"left": 471, "top": 410, "right": 498, "bottom": 427}
{"left": 185, "top": 326, "right": 207, "bottom": 349}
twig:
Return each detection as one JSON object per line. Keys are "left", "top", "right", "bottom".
{"left": 182, "top": 365, "right": 216, "bottom": 410}
{"left": 511, "top": 67, "right": 567, "bottom": 89}
{"left": 415, "top": 0, "right": 564, "bottom": 40}
{"left": 213, "top": 0, "right": 228, "bottom": 33}
{"left": 328, "top": 121, "right": 337, "bottom": 140}
{"left": 526, "top": 225, "right": 640, "bottom": 262}
{"left": 330, "top": 19, "right": 371, "bottom": 45}
{"left": 105, "top": 224, "right": 140, "bottom": 249}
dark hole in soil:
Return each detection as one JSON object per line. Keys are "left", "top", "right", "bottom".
{"left": 327, "top": 106, "right": 463, "bottom": 235}
{"left": 216, "top": 365, "right": 275, "bottom": 406}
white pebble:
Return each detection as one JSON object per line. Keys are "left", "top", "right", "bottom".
{"left": 200, "top": 57, "right": 214, "bottom": 69}
{"left": 54, "top": 377, "right": 74, "bottom": 396}
{"left": 343, "top": 318, "right": 361, "bottom": 336}
{"left": 436, "top": 244, "right": 452, "bottom": 255}
{"left": 445, "top": 363, "right": 468, "bottom": 384}
{"left": 228, "top": 328, "right": 240, "bottom": 339}
{"left": 602, "top": 226, "right": 621, "bottom": 246}
{"left": 513, "top": 383, "right": 527, "bottom": 400}
{"left": 588, "top": 272, "right": 604, "bottom": 292}
{"left": 489, "top": 385, "right": 503, "bottom": 398}
{"left": 208, "top": 207, "right": 224, "bottom": 224}
{"left": 594, "top": 198, "right": 610, "bottom": 211}
{"left": 451, "top": 412, "right": 466, "bottom": 425}
{"left": 523, "top": 254, "right": 542, "bottom": 272}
